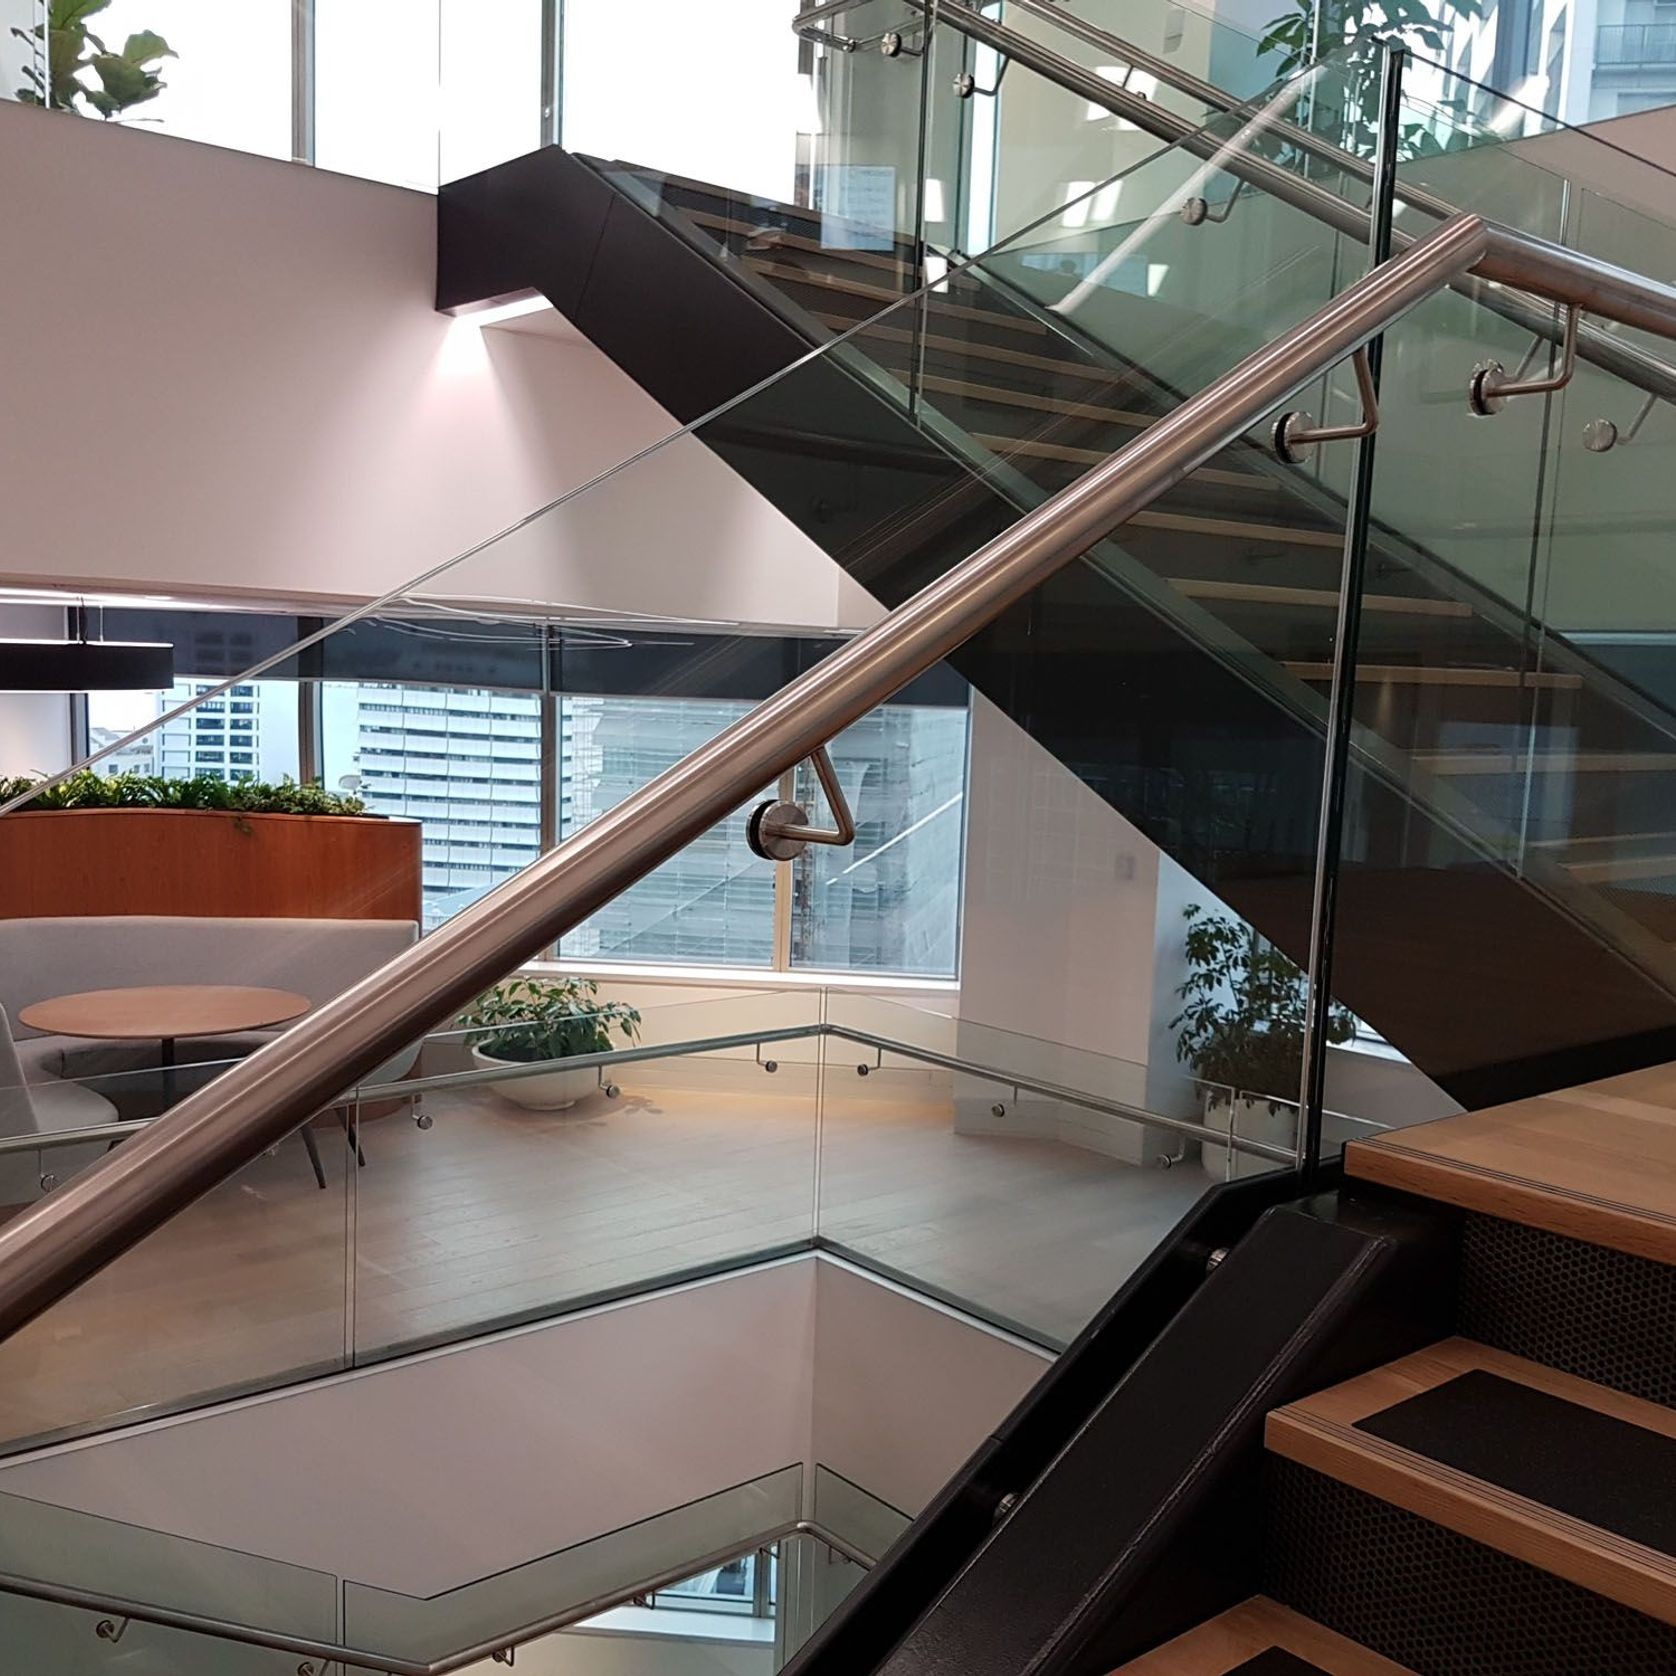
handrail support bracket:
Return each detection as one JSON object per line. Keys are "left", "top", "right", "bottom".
{"left": 1469, "top": 303, "right": 1581, "bottom": 416}
{"left": 749, "top": 745, "right": 857, "bottom": 862}
{"left": 1273, "top": 346, "right": 1380, "bottom": 464}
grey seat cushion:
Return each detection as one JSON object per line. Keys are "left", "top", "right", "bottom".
{"left": 27, "top": 1074, "right": 117, "bottom": 1134}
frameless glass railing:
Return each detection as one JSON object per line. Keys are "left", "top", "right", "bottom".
{"left": 0, "top": 61, "right": 1354, "bottom": 1113}
{"left": 0, "top": 1458, "right": 904, "bottom": 1674}
{"left": 0, "top": 979, "right": 1319, "bottom": 1456}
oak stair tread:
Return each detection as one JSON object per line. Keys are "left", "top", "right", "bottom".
{"left": 1112, "top": 1596, "right": 1412, "bottom": 1673}
{"left": 1267, "top": 1337, "right": 1676, "bottom": 1628}
{"left": 970, "top": 432, "right": 1263, "bottom": 491}
{"left": 1167, "top": 579, "right": 1469, "bottom": 616}
{"left": 747, "top": 257, "right": 1047, "bottom": 333}
{"left": 817, "top": 312, "right": 1127, "bottom": 382}
{"left": 1347, "top": 1060, "right": 1676, "bottom": 1265}
{"left": 1286, "top": 662, "right": 1584, "bottom": 689}
{"left": 919, "top": 371, "right": 1159, "bottom": 430}
{"left": 1413, "top": 748, "right": 1676, "bottom": 776}
{"left": 685, "top": 210, "right": 915, "bottom": 277}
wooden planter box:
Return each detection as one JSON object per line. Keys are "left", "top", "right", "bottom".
{"left": 0, "top": 808, "right": 422, "bottom": 922}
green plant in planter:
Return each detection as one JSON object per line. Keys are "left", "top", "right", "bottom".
{"left": 1170, "top": 903, "right": 1356, "bottom": 1108}
{"left": 461, "top": 977, "right": 642, "bottom": 1066}
{"left": 0, "top": 771, "right": 366, "bottom": 816}
{"left": 12, "top": 0, "right": 175, "bottom": 119}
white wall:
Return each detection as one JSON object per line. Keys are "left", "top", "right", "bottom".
{"left": 956, "top": 695, "right": 1461, "bottom": 1156}
{"left": 0, "top": 1256, "right": 1042, "bottom": 1597}
{"left": 0, "top": 101, "right": 866, "bottom": 632}
{"left": 810, "top": 1260, "right": 1049, "bottom": 1516}
{"left": 955, "top": 695, "right": 1204, "bottom": 1163}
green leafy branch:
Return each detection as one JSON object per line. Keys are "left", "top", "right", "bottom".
{"left": 1170, "top": 903, "right": 1356, "bottom": 1106}
{"left": 1258, "top": 0, "right": 1486, "bottom": 162}
{"left": 12, "top": 0, "right": 174, "bottom": 120}
{"left": 0, "top": 771, "right": 367, "bottom": 816}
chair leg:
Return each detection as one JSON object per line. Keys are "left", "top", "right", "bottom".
{"left": 300, "top": 1126, "right": 328, "bottom": 1191}
{"left": 336, "top": 1109, "right": 367, "bottom": 1168}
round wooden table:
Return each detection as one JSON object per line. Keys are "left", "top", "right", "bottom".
{"left": 19, "top": 985, "right": 312, "bottom": 1078}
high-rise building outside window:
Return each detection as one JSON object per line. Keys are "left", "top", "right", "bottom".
{"left": 89, "top": 679, "right": 300, "bottom": 786}
{"left": 321, "top": 682, "right": 545, "bottom": 931}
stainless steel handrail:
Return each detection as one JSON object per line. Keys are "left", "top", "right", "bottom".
{"left": 923, "top": 0, "right": 1676, "bottom": 402}
{"left": 9, "top": 212, "right": 1676, "bottom": 1355}
{"left": 0, "top": 1020, "right": 1304, "bottom": 1164}
{"left": 0, "top": 1512, "right": 873, "bottom": 1676}
{"left": 794, "top": 0, "right": 1676, "bottom": 403}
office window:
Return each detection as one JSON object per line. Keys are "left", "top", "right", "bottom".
{"left": 321, "top": 682, "right": 543, "bottom": 931}
{"left": 791, "top": 704, "right": 968, "bottom": 977}
{"left": 558, "top": 696, "right": 776, "bottom": 967}
{"left": 87, "top": 678, "right": 299, "bottom": 784}
{"left": 59, "top": 0, "right": 293, "bottom": 158}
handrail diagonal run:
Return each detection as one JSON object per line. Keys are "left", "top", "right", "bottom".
{"left": 8, "top": 214, "right": 1676, "bottom": 1353}
{"left": 0, "top": 212, "right": 1489, "bottom": 1344}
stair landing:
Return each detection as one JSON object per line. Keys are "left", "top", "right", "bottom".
{"left": 1348, "top": 1059, "right": 1676, "bottom": 1263}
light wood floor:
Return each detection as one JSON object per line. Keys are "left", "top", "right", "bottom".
{"left": 0, "top": 1063, "right": 1204, "bottom": 1451}
{"left": 1349, "top": 1057, "right": 1676, "bottom": 1262}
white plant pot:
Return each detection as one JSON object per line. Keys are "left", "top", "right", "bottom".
{"left": 472, "top": 1048, "right": 599, "bottom": 1112}
{"left": 1201, "top": 1090, "right": 1296, "bottom": 1181}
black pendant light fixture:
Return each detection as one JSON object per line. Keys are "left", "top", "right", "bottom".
{"left": 0, "top": 603, "right": 174, "bottom": 693}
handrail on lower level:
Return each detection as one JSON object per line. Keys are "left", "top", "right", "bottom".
{"left": 1, "top": 211, "right": 1674, "bottom": 1353}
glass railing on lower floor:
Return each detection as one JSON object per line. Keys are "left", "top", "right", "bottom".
{"left": 0, "top": 1460, "right": 902, "bottom": 1674}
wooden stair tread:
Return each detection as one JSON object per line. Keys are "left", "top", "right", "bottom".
{"left": 1131, "top": 511, "right": 1343, "bottom": 549}
{"left": 1168, "top": 579, "right": 1470, "bottom": 617}
{"left": 919, "top": 371, "right": 1158, "bottom": 430}
{"left": 1414, "top": 749, "right": 1676, "bottom": 776}
{"left": 1347, "top": 1059, "right": 1676, "bottom": 1265}
{"left": 1267, "top": 1337, "right": 1676, "bottom": 1627}
{"left": 685, "top": 211, "right": 914, "bottom": 276}
{"left": 817, "top": 312, "right": 1124, "bottom": 382}
{"left": 1113, "top": 1596, "right": 1412, "bottom": 1673}
{"left": 1286, "top": 663, "right": 1584, "bottom": 689}
{"left": 1566, "top": 854, "right": 1676, "bottom": 884}
{"left": 748, "top": 257, "right": 1047, "bottom": 333}
{"left": 970, "top": 432, "right": 1263, "bottom": 491}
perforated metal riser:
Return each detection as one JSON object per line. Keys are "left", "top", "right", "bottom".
{"left": 1458, "top": 1212, "right": 1676, "bottom": 1408}
{"left": 1264, "top": 1460, "right": 1676, "bottom": 1675}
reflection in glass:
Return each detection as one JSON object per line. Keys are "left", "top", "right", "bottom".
{"left": 559, "top": 695, "right": 775, "bottom": 966}
{"left": 321, "top": 680, "right": 542, "bottom": 931}
{"left": 792, "top": 703, "right": 968, "bottom": 977}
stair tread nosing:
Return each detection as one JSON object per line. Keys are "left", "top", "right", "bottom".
{"left": 1266, "top": 1337, "right": 1676, "bottom": 1628}
{"left": 1346, "top": 1070, "right": 1676, "bottom": 1266}
{"left": 1112, "top": 1596, "right": 1413, "bottom": 1673}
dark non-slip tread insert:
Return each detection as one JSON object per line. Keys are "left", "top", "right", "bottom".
{"left": 1230, "top": 1653, "right": 1330, "bottom": 1675}
{"left": 1355, "top": 1368, "right": 1676, "bottom": 1555}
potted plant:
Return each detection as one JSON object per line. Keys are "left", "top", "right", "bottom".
{"left": 1170, "top": 904, "right": 1355, "bottom": 1179}
{"left": 461, "top": 976, "right": 642, "bottom": 1112}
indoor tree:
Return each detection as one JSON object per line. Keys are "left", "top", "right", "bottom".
{"left": 12, "top": 0, "right": 174, "bottom": 119}
{"left": 1259, "top": 0, "right": 1486, "bottom": 160}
